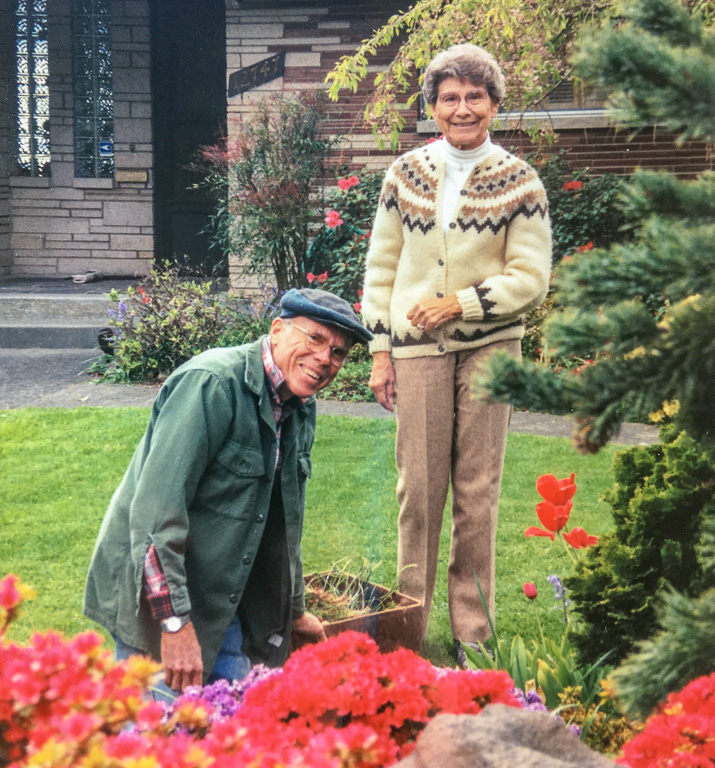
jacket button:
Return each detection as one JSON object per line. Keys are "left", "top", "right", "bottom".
{"left": 449, "top": 222, "right": 456, "bottom": 229}
{"left": 460, "top": 189, "right": 467, "bottom": 196}
{"left": 242, "top": 555, "right": 251, "bottom": 565}
{"left": 255, "top": 513, "right": 264, "bottom": 522}
{"left": 229, "top": 593, "right": 238, "bottom": 603}
{"left": 437, "top": 292, "right": 443, "bottom": 298}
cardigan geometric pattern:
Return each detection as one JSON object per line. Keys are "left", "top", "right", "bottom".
{"left": 362, "top": 142, "right": 552, "bottom": 358}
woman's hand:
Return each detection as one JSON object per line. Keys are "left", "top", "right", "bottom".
{"left": 407, "top": 295, "right": 462, "bottom": 332}
{"left": 369, "top": 352, "right": 396, "bottom": 412}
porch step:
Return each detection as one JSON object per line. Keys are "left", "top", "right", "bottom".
{"left": 0, "top": 322, "right": 105, "bottom": 349}
{"left": 0, "top": 293, "right": 112, "bottom": 350}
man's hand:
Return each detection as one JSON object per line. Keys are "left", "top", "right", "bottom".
{"left": 407, "top": 295, "right": 462, "bottom": 332}
{"left": 160, "top": 621, "right": 203, "bottom": 692}
{"left": 292, "top": 611, "right": 327, "bottom": 643}
{"left": 369, "top": 351, "right": 396, "bottom": 412}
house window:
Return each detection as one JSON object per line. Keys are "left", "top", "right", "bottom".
{"left": 73, "top": 0, "right": 114, "bottom": 178}
{"left": 16, "top": 0, "right": 51, "bottom": 177}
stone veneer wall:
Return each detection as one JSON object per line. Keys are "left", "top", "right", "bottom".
{"left": 0, "top": 0, "right": 13, "bottom": 275}
{"left": 7, "top": 0, "right": 153, "bottom": 277}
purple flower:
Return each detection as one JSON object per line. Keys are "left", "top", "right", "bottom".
{"left": 162, "top": 665, "right": 283, "bottom": 724}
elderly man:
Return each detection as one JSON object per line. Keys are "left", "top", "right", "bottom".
{"left": 83, "top": 288, "right": 372, "bottom": 697}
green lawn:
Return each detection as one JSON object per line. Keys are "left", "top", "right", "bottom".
{"left": 0, "top": 408, "right": 619, "bottom": 667}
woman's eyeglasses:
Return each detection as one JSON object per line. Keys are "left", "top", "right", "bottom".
{"left": 437, "top": 90, "right": 491, "bottom": 109}
{"left": 288, "top": 322, "right": 350, "bottom": 366}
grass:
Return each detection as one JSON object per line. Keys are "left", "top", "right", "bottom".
{"left": 0, "top": 408, "right": 619, "bottom": 668}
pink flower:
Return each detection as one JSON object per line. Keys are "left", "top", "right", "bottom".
{"left": 337, "top": 175, "right": 360, "bottom": 191}
{"left": 563, "top": 180, "right": 583, "bottom": 191}
{"left": 577, "top": 242, "right": 594, "bottom": 253}
{"left": 306, "top": 272, "right": 316, "bottom": 284}
{"left": 523, "top": 583, "right": 538, "bottom": 600}
{"left": 0, "top": 574, "right": 22, "bottom": 610}
{"left": 354, "top": 302, "right": 362, "bottom": 313}
{"left": 317, "top": 272, "right": 328, "bottom": 284}
{"left": 325, "top": 210, "right": 344, "bottom": 228}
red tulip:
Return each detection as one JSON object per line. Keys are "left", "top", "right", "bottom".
{"left": 523, "top": 582, "right": 538, "bottom": 600}
{"left": 536, "top": 473, "right": 577, "bottom": 506}
{"left": 563, "top": 527, "right": 599, "bottom": 549}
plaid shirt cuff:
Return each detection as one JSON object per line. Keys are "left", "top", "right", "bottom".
{"left": 143, "top": 543, "right": 175, "bottom": 621}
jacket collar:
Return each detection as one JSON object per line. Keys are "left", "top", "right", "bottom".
{"left": 244, "top": 337, "right": 315, "bottom": 415}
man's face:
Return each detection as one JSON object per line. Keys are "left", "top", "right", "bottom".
{"left": 270, "top": 316, "right": 352, "bottom": 399}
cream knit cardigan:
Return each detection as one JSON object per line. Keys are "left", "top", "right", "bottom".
{"left": 362, "top": 142, "right": 552, "bottom": 358}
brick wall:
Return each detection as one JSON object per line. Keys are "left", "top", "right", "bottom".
{"left": 7, "top": 0, "right": 153, "bottom": 277}
{"left": 493, "top": 126, "right": 712, "bottom": 178}
{"left": 223, "top": 1, "right": 712, "bottom": 290}
{"left": 0, "top": 0, "right": 12, "bottom": 275}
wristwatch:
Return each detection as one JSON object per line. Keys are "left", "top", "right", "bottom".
{"left": 160, "top": 614, "right": 190, "bottom": 633}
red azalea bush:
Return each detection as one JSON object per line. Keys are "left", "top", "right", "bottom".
{"left": 1, "top": 574, "right": 520, "bottom": 768}
{"left": 618, "top": 673, "right": 715, "bottom": 768}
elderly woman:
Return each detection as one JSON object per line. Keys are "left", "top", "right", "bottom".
{"left": 361, "top": 44, "right": 552, "bottom": 666}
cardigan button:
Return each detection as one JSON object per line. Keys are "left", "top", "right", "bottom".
{"left": 229, "top": 593, "right": 239, "bottom": 603}
{"left": 437, "top": 292, "right": 443, "bottom": 298}
{"left": 460, "top": 189, "right": 467, "bottom": 196}
{"left": 438, "top": 259, "right": 444, "bottom": 266}
{"left": 438, "top": 345, "right": 445, "bottom": 353}
{"left": 242, "top": 555, "right": 252, "bottom": 565}
{"left": 255, "top": 513, "right": 265, "bottom": 523}
{"left": 449, "top": 222, "right": 456, "bottom": 229}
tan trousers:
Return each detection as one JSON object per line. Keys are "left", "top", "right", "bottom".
{"left": 393, "top": 338, "right": 519, "bottom": 646}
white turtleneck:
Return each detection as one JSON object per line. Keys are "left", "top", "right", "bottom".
{"left": 433, "top": 136, "right": 494, "bottom": 233}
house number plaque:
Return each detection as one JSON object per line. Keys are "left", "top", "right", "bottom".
{"left": 228, "top": 52, "right": 286, "bottom": 97}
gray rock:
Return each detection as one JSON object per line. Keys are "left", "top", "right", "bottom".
{"left": 395, "top": 705, "right": 614, "bottom": 768}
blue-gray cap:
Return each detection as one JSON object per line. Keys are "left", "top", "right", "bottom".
{"left": 279, "top": 288, "right": 373, "bottom": 345}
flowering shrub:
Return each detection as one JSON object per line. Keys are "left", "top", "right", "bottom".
{"left": 618, "top": 673, "right": 715, "bottom": 768}
{"left": 1, "top": 574, "right": 522, "bottom": 768}
{"left": 305, "top": 171, "right": 383, "bottom": 304}
{"left": 91, "top": 264, "right": 232, "bottom": 382}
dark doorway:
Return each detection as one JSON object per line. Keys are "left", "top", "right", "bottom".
{"left": 150, "top": 0, "right": 227, "bottom": 275}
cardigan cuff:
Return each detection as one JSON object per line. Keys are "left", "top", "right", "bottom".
{"left": 456, "top": 287, "right": 483, "bottom": 321}
{"left": 368, "top": 333, "right": 392, "bottom": 355}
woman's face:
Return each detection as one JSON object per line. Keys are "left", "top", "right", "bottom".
{"left": 432, "top": 77, "right": 498, "bottom": 150}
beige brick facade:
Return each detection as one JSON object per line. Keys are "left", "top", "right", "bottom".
{"left": 3, "top": 0, "right": 153, "bottom": 277}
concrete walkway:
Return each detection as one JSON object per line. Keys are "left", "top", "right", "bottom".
{"left": 0, "top": 348, "right": 659, "bottom": 446}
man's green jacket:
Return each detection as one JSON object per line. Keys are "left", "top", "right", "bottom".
{"left": 83, "top": 339, "right": 315, "bottom": 676}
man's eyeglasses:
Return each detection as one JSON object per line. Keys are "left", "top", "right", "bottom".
{"left": 288, "top": 321, "right": 350, "bottom": 366}
{"left": 436, "top": 90, "right": 491, "bottom": 109}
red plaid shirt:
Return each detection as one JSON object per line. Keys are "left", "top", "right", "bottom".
{"left": 143, "top": 337, "right": 296, "bottom": 620}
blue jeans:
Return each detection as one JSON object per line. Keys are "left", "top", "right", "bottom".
{"left": 113, "top": 615, "right": 252, "bottom": 703}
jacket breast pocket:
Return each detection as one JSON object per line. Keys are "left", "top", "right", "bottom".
{"left": 194, "top": 439, "right": 268, "bottom": 519}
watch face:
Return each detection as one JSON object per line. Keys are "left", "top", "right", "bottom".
{"left": 165, "top": 617, "right": 181, "bottom": 632}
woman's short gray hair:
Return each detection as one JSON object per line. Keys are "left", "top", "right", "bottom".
{"left": 422, "top": 44, "right": 505, "bottom": 106}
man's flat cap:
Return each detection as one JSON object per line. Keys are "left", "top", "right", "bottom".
{"left": 279, "top": 288, "right": 372, "bottom": 344}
